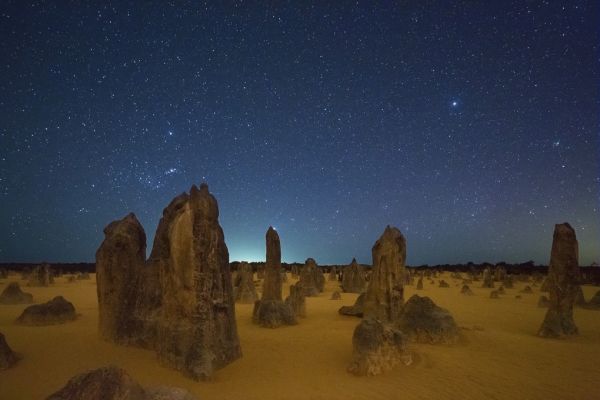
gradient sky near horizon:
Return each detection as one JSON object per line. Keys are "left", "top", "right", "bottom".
{"left": 1, "top": 1, "right": 599, "bottom": 266}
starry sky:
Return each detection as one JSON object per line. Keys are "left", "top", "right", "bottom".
{"left": 1, "top": 1, "right": 598, "bottom": 266}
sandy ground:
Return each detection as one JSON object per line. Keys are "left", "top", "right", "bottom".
{"left": 1, "top": 272, "right": 600, "bottom": 400}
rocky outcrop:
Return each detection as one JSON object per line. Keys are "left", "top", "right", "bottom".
{"left": 416, "top": 277, "right": 423, "bottom": 290}
{"left": 253, "top": 227, "right": 296, "bottom": 328}
{"left": 330, "top": 291, "right": 341, "bottom": 300}
{"left": 461, "top": 285, "right": 474, "bottom": 295}
{"left": 96, "top": 213, "right": 158, "bottom": 348}
{"left": 481, "top": 267, "right": 494, "bottom": 288}
{"left": 16, "top": 296, "right": 77, "bottom": 326}
{"left": 0, "top": 332, "right": 20, "bottom": 371}
{"left": 95, "top": 184, "right": 241, "bottom": 381}
{"left": 45, "top": 365, "right": 198, "bottom": 400}
{"left": 233, "top": 263, "right": 258, "bottom": 304}
{"left": 298, "top": 258, "right": 323, "bottom": 297}
{"left": 520, "top": 285, "right": 533, "bottom": 294}
{"left": 328, "top": 267, "right": 337, "bottom": 281}
{"left": 585, "top": 290, "right": 600, "bottom": 309}
{"left": 396, "top": 295, "right": 460, "bottom": 344}
{"left": 438, "top": 280, "right": 449, "bottom": 288}
{"left": 538, "top": 223, "right": 580, "bottom": 338}
{"left": 28, "top": 264, "right": 53, "bottom": 287}
{"left": 347, "top": 318, "right": 407, "bottom": 376}
{"left": 0, "top": 282, "right": 33, "bottom": 305}
{"left": 362, "top": 226, "right": 406, "bottom": 322}
{"left": 341, "top": 258, "right": 367, "bottom": 293}
{"left": 153, "top": 184, "right": 241, "bottom": 379}
{"left": 285, "top": 283, "right": 306, "bottom": 318}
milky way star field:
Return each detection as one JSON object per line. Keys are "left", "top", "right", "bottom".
{"left": 0, "top": 2, "right": 598, "bottom": 265}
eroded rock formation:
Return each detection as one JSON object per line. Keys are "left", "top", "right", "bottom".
{"left": 234, "top": 262, "right": 258, "bottom": 304}
{"left": 298, "top": 258, "right": 323, "bottom": 297}
{"left": 285, "top": 283, "right": 306, "bottom": 318}
{"left": 28, "top": 264, "right": 53, "bottom": 287}
{"left": 0, "top": 282, "right": 33, "bottom": 305}
{"left": 16, "top": 296, "right": 77, "bottom": 326}
{"left": 341, "top": 258, "right": 367, "bottom": 293}
{"left": 538, "top": 223, "right": 580, "bottom": 338}
{"left": 45, "top": 365, "right": 198, "bottom": 400}
{"left": 0, "top": 332, "right": 20, "bottom": 371}
{"left": 396, "top": 295, "right": 460, "bottom": 344}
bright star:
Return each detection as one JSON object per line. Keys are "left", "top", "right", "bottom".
{"left": 168, "top": 131, "right": 173, "bottom": 136}
{"left": 451, "top": 101, "right": 458, "bottom": 107}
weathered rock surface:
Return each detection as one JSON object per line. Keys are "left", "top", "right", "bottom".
{"left": 96, "top": 213, "right": 158, "bottom": 348}
{"left": 46, "top": 365, "right": 198, "bottom": 400}
{"left": 460, "top": 285, "right": 474, "bottom": 295}
{"left": 233, "top": 262, "right": 258, "bottom": 304}
{"left": 396, "top": 295, "right": 460, "bottom": 344}
{"left": 16, "top": 296, "right": 77, "bottom": 326}
{"left": 341, "top": 258, "right": 367, "bottom": 293}
{"left": 416, "top": 277, "right": 423, "bottom": 290}
{"left": 28, "top": 264, "right": 53, "bottom": 287}
{"left": 481, "top": 267, "right": 494, "bottom": 288}
{"left": 330, "top": 291, "right": 342, "bottom": 300}
{"left": 338, "top": 293, "right": 365, "bottom": 317}
{"left": 362, "top": 226, "right": 406, "bottom": 322}
{"left": 0, "top": 282, "right": 33, "bottom": 305}
{"left": 153, "top": 184, "right": 241, "bottom": 379}
{"left": 538, "top": 223, "right": 580, "bottom": 338}
{"left": 253, "top": 227, "right": 296, "bottom": 328}
{"left": 285, "top": 283, "right": 306, "bottom": 318}
{"left": 0, "top": 332, "right": 20, "bottom": 370}
{"left": 328, "top": 267, "right": 337, "bottom": 281}
{"left": 438, "top": 280, "right": 449, "bottom": 288}
{"left": 347, "top": 318, "right": 407, "bottom": 376}
{"left": 298, "top": 258, "right": 323, "bottom": 297}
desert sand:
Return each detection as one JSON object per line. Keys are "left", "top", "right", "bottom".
{"left": 1, "top": 272, "right": 600, "bottom": 400}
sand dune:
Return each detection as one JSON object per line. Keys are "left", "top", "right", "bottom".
{"left": 1, "top": 273, "right": 600, "bottom": 400}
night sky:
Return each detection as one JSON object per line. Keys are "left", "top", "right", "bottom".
{"left": 1, "top": 2, "right": 598, "bottom": 266}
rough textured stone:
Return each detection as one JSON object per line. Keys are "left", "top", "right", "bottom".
{"left": 285, "top": 283, "right": 306, "bottom": 318}
{"left": 341, "top": 258, "right": 367, "bottom": 293}
{"left": 0, "top": 332, "right": 20, "bottom": 371}
{"left": 416, "top": 277, "right": 423, "bottom": 290}
{"left": 538, "top": 223, "right": 580, "bottom": 338}
{"left": 347, "top": 318, "right": 407, "bottom": 376}
{"left": 253, "top": 227, "right": 296, "bottom": 328}
{"left": 330, "top": 291, "right": 342, "bottom": 300}
{"left": 338, "top": 293, "right": 365, "bottom": 317}
{"left": 96, "top": 213, "right": 158, "bottom": 348}
{"left": 0, "top": 282, "right": 33, "bottom": 305}
{"left": 233, "top": 262, "right": 258, "bottom": 304}
{"left": 28, "top": 264, "right": 53, "bottom": 287}
{"left": 438, "top": 280, "right": 449, "bottom": 288}
{"left": 362, "top": 226, "right": 406, "bottom": 322}
{"left": 574, "top": 286, "right": 586, "bottom": 307}
{"left": 16, "top": 296, "right": 77, "bottom": 326}
{"left": 328, "top": 267, "right": 337, "bottom": 281}
{"left": 46, "top": 366, "right": 198, "bottom": 400}
{"left": 153, "top": 184, "right": 241, "bottom": 379}
{"left": 396, "top": 294, "right": 460, "bottom": 344}
{"left": 298, "top": 258, "right": 323, "bottom": 297}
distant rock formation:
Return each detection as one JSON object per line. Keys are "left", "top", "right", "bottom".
{"left": 416, "top": 277, "right": 423, "bottom": 290}
{"left": 28, "top": 263, "right": 53, "bottom": 287}
{"left": 328, "top": 267, "right": 337, "bottom": 281}
{"left": 45, "top": 365, "right": 198, "bottom": 400}
{"left": 16, "top": 296, "right": 77, "bottom": 326}
{"left": 96, "top": 213, "right": 157, "bottom": 348}
{"left": 298, "top": 258, "right": 323, "bottom": 297}
{"left": 497, "top": 285, "right": 505, "bottom": 295}
{"left": 253, "top": 227, "right": 296, "bottom": 328}
{"left": 460, "top": 284, "right": 474, "bottom": 295}
{"left": 285, "top": 283, "right": 306, "bottom": 318}
{"left": 585, "top": 290, "right": 600, "bottom": 309}
{"left": 481, "top": 267, "right": 494, "bottom": 288}
{"left": 438, "top": 280, "right": 450, "bottom": 288}
{"left": 520, "top": 285, "right": 533, "bottom": 294}
{"left": 341, "top": 258, "right": 367, "bottom": 293}
{"left": 234, "top": 262, "right": 258, "bottom": 304}
{"left": 490, "top": 290, "right": 499, "bottom": 299}
{"left": 95, "top": 184, "right": 241, "bottom": 380}
{"left": 0, "top": 332, "right": 20, "bottom": 371}
{"left": 538, "top": 223, "right": 580, "bottom": 338}
{"left": 362, "top": 226, "right": 406, "bottom": 322}
{"left": 396, "top": 295, "right": 460, "bottom": 344}
{"left": 0, "top": 282, "right": 33, "bottom": 305}
{"left": 347, "top": 318, "right": 407, "bottom": 376}
{"left": 574, "top": 286, "right": 586, "bottom": 307}
{"left": 330, "top": 291, "right": 341, "bottom": 300}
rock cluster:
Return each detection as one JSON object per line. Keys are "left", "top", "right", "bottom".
{"left": 538, "top": 223, "right": 580, "bottom": 338}
{"left": 46, "top": 366, "right": 198, "bottom": 400}
{"left": 28, "top": 264, "right": 53, "bottom": 287}
{"left": 96, "top": 184, "right": 241, "bottom": 380}
{"left": 16, "top": 296, "right": 77, "bottom": 326}
{"left": 0, "top": 282, "right": 33, "bottom": 305}
{"left": 298, "top": 258, "right": 324, "bottom": 297}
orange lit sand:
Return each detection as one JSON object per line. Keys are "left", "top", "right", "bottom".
{"left": 1, "top": 273, "right": 600, "bottom": 400}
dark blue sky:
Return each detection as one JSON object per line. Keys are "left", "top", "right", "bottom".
{"left": 1, "top": 1, "right": 598, "bottom": 265}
